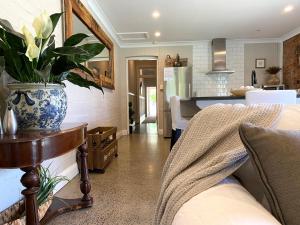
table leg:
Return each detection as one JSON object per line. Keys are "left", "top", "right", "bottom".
{"left": 41, "top": 143, "right": 93, "bottom": 224}
{"left": 21, "top": 167, "right": 40, "bottom": 225}
{"left": 78, "top": 142, "right": 93, "bottom": 204}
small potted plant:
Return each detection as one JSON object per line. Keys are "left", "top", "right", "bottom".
{"left": 0, "top": 11, "right": 104, "bottom": 130}
{"left": 265, "top": 66, "right": 281, "bottom": 85}
{"left": 0, "top": 166, "right": 68, "bottom": 224}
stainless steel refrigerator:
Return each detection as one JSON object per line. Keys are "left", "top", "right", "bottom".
{"left": 163, "top": 67, "right": 192, "bottom": 137}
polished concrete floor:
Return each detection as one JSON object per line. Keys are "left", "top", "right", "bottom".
{"left": 49, "top": 123, "right": 170, "bottom": 225}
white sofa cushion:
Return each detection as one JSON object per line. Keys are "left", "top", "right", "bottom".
{"left": 172, "top": 177, "right": 280, "bottom": 225}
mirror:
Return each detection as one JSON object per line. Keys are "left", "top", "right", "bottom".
{"left": 64, "top": 0, "right": 115, "bottom": 89}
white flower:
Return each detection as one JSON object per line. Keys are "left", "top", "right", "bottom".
{"left": 22, "top": 26, "right": 39, "bottom": 61}
{"left": 32, "top": 11, "right": 53, "bottom": 39}
{"left": 22, "top": 25, "right": 35, "bottom": 46}
{"left": 25, "top": 43, "right": 40, "bottom": 61}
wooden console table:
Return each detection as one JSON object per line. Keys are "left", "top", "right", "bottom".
{"left": 0, "top": 123, "right": 92, "bottom": 225}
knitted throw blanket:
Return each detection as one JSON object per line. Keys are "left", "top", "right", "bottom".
{"left": 154, "top": 103, "right": 283, "bottom": 225}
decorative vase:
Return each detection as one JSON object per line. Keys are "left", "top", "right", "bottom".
{"left": 267, "top": 74, "right": 280, "bottom": 85}
{"left": 7, "top": 83, "right": 67, "bottom": 130}
{"left": 3, "top": 105, "right": 18, "bottom": 135}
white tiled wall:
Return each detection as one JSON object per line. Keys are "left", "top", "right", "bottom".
{"left": 193, "top": 40, "right": 244, "bottom": 96}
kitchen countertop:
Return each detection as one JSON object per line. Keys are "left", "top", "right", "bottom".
{"left": 187, "top": 94, "right": 300, "bottom": 101}
{"left": 190, "top": 96, "right": 245, "bottom": 100}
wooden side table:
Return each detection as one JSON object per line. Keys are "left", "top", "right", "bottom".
{"left": 0, "top": 123, "right": 92, "bottom": 225}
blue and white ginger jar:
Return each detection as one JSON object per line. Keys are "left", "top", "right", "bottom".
{"left": 7, "top": 83, "right": 67, "bottom": 130}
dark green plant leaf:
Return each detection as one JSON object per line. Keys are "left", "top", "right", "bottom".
{"left": 64, "top": 33, "right": 89, "bottom": 46}
{"left": 77, "top": 63, "right": 94, "bottom": 77}
{"left": 0, "top": 18, "right": 13, "bottom": 31}
{"left": 38, "top": 35, "right": 55, "bottom": 69}
{"left": 0, "top": 56, "right": 5, "bottom": 76}
{"left": 35, "top": 63, "right": 52, "bottom": 83}
{"left": 73, "top": 43, "right": 105, "bottom": 63}
{"left": 0, "top": 39, "right": 7, "bottom": 51}
{"left": 50, "top": 13, "right": 63, "bottom": 33}
{"left": 51, "top": 46, "right": 88, "bottom": 56}
{"left": 51, "top": 57, "right": 92, "bottom": 77}
{"left": 0, "top": 18, "right": 24, "bottom": 39}
{"left": 0, "top": 27, "right": 25, "bottom": 51}
{"left": 37, "top": 165, "right": 68, "bottom": 206}
{"left": 51, "top": 57, "right": 77, "bottom": 75}
{"left": 66, "top": 72, "right": 103, "bottom": 93}
{"left": 3, "top": 49, "right": 23, "bottom": 81}
{"left": 21, "top": 54, "right": 36, "bottom": 82}
{"left": 47, "top": 35, "right": 55, "bottom": 49}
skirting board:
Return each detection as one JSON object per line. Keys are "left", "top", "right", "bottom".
{"left": 54, "top": 129, "right": 127, "bottom": 193}
{"left": 117, "top": 130, "right": 128, "bottom": 138}
{"left": 53, "top": 163, "right": 79, "bottom": 194}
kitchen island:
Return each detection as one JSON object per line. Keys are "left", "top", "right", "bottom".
{"left": 180, "top": 95, "right": 300, "bottom": 117}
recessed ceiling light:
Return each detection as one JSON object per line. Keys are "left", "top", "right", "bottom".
{"left": 283, "top": 5, "right": 294, "bottom": 13}
{"left": 152, "top": 10, "right": 160, "bottom": 19}
{"left": 154, "top": 31, "right": 161, "bottom": 37}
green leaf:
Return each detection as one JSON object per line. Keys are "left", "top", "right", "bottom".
{"left": 3, "top": 49, "right": 23, "bottom": 81}
{"left": 0, "top": 39, "right": 7, "bottom": 51}
{"left": 0, "top": 27, "right": 25, "bottom": 51}
{"left": 51, "top": 46, "right": 88, "bottom": 56}
{"left": 0, "top": 56, "right": 4, "bottom": 76}
{"left": 38, "top": 35, "right": 55, "bottom": 69}
{"left": 64, "top": 33, "right": 89, "bottom": 46}
{"left": 73, "top": 43, "right": 106, "bottom": 63}
{"left": 51, "top": 56, "right": 94, "bottom": 77}
{"left": 50, "top": 13, "right": 63, "bottom": 32}
{"left": 0, "top": 18, "right": 13, "bottom": 31}
{"left": 51, "top": 57, "right": 77, "bottom": 75}
{"left": 66, "top": 72, "right": 103, "bottom": 93}
{"left": 0, "top": 18, "right": 24, "bottom": 39}
{"left": 77, "top": 63, "right": 93, "bottom": 77}
{"left": 35, "top": 63, "right": 52, "bottom": 83}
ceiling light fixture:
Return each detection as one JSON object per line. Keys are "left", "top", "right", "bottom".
{"left": 154, "top": 31, "right": 161, "bottom": 37}
{"left": 152, "top": 10, "right": 160, "bottom": 19}
{"left": 283, "top": 5, "right": 294, "bottom": 13}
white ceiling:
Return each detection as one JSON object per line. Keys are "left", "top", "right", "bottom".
{"left": 95, "top": 0, "right": 300, "bottom": 44}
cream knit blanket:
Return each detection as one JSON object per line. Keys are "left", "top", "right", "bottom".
{"left": 154, "top": 103, "right": 283, "bottom": 225}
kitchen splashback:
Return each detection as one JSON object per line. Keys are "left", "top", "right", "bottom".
{"left": 192, "top": 40, "right": 244, "bottom": 96}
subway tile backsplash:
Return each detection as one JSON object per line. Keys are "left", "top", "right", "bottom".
{"left": 192, "top": 40, "right": 244, "bottom": 96}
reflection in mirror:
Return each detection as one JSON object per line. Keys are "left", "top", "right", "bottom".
{"left": 64, "top": 0, "right": 114, "bottom": 89}
{"left": 72, "top": 13, "right": 110, "bottom": 85}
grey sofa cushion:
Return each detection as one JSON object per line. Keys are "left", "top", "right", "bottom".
{"left": 239, "top": 123, "right": 300, "bottom": 225}
{"left": 233, "top": 159, "right": 271, "bottom": 210}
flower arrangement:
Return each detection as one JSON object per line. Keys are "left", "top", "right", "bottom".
{"left": 0, "top": 11, "right": 104, "bottom": 91}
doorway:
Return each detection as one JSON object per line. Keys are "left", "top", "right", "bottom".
{"left": 126, "top": 57, "right": 158, "bottom": 134}
{"left": 144, "top": 86, "right": 157, "bottom": 123}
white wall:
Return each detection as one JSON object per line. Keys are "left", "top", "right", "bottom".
{"left": 193, "top": 40, "right": 244, "bottom": 96}
{"left": 244, "top": 43, "right": 280, "bottom": 86}
{"left": 0, "top": 0, "right": 122, "bottom": 212}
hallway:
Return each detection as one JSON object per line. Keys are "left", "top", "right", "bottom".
{"left": 49, "top": 127, "right": 170, "bottom": 225}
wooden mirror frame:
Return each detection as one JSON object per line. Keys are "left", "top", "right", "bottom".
{"left": 64, "top": 0, "right": 115, "bottom": 89}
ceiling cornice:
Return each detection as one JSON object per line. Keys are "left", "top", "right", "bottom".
{"left": 280, "top": 26, "right": 300, "bottom": 42}
{"left": 235, "top": 38, "right": 282, "bottom": 44}
{"left": 87, "top": 0, "right": 122, "bottom": 46}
